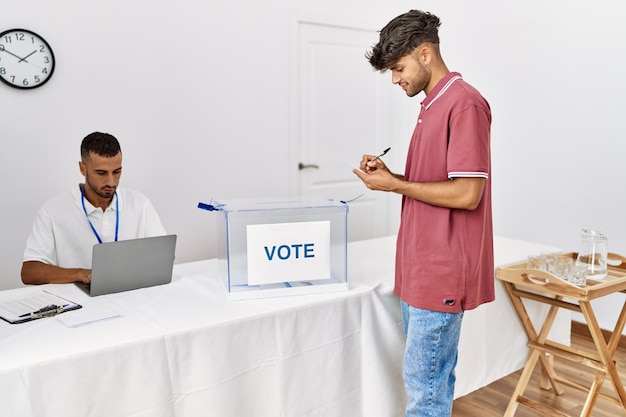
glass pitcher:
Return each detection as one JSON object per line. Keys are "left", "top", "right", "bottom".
{"left": 575, "top": 229, "right": 608, "bottom": 279}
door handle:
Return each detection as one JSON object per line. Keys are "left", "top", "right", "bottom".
{"left": 298, "top": 163, "right": 320, "bottom": 170}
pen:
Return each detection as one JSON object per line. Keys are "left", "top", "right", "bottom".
{"left": 370, "top": 147, "right": 391, "bottom": 163}
{"left": 18, "top": 303, "right": 69, "bottom": 318}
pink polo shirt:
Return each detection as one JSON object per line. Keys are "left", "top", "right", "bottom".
{"left": 394, "top": 72, "right": 494, "bottom": 313}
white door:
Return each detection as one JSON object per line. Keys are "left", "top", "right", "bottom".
{"left": 291, "top": 18, "right": 402, "bottom": 241}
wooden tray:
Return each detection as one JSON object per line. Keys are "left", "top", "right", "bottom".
{"left": 496, "top": 252, "right": 626, "bottom": 301}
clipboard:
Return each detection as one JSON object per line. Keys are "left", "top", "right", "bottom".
{"left": 0, "top": 290, "right": 82, "bottom": 324}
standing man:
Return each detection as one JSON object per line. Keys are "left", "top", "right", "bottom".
{"left": 22, "top": 132, "right": 166, "bottom": 285}
{"left": 353, "top": 10, "right": 494, "bottom": 417}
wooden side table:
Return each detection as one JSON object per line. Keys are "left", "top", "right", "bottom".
{"left": 496, "top": 252, "right": 626, "bottom": 417}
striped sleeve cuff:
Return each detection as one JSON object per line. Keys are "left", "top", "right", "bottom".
{"left": 448, "top": 171, "right": 489, "bottom": 179}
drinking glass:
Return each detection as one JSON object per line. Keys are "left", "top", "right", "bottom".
{"left": 570, "top": 263, "right": 587, "bottom": 286}
{"left": 555, "top": 255, "right": 574, "bottom": 281}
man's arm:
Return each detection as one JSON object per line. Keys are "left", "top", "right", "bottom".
{"left": 21, "top": 261, "right": 91, "bottom": 285}
{"left": 393, "top": 176, "right": 485, "bottom": 210}
{"left": 353, "top": 158, "right": 485, "bottom": 210}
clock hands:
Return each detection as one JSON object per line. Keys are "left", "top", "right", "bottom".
{"left": 0, "top": 46, "right": 46, "bottom": 72}
{"left": 0, "top": 45, "right": 36, "bottom": 63}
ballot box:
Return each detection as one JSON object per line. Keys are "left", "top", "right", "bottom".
{"left": 199, "top": 197, "right": 349, "bottom": 300}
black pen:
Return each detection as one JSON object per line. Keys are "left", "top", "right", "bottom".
{"left": 370, "top": 147, "right": 391, "bottom": 163}
{"left": 18, "top": 304, "right": 69, "bottom": 318}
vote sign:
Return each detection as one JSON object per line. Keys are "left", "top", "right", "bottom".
{"left": 246, "top": 221, "right": 331, "bottom": 285}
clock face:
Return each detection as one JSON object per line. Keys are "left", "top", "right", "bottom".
{"left": 0, "top": 29, "right": 55, "bottom": 89}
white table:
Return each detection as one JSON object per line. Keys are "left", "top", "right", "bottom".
{"left": 0, "top": 236, "right": 569, "bottom": 417}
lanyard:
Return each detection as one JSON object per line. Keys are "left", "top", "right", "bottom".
{"left": 81, "top": 186, "right": 119, "bottom": 244}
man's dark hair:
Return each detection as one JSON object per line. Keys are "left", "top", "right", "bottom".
{"left": 367, "top": 10, "right": 441, "bottom": 71}
{"left": 80, "top": 132, "right": 121, "bottom": 159}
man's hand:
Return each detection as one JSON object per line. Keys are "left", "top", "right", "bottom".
{"left": 353, "top": 154, "right": 400, "bottom": 192}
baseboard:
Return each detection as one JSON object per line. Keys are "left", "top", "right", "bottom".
{"left": 571, "top": 320, "right": 626, "bottom": 349}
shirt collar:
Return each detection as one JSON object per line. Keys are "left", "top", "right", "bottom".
{"left": 421, "top": 72, "right": 463, "bottom": 110}
{"left": 73, "top": 184, "right": 120, "bottom": 213}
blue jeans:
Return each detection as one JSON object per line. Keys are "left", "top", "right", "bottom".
{"left": 401, "top": 301, "right": 464, "bottom": 417}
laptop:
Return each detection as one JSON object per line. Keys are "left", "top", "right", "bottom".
{"left": 77, "top": 234, "right": 177, "bottom": 296}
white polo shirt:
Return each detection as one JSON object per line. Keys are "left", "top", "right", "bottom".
{"left": 23, "top": 185, "right": 166, "bottom": 268}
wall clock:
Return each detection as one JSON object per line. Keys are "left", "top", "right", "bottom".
{"left": 0, "top": 28, "right": 55, "bottom": 89}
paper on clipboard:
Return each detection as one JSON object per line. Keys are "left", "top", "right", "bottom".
{"left": 0, "top": 290, "right": 82, "bottom": 324}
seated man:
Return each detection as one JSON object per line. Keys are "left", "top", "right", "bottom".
{"left": 21, "top": 132, "right": 166, "bottom": 285}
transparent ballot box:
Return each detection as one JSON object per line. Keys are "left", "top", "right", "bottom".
{"left": 199, "top": 197, "right": 349, "bottom": 300}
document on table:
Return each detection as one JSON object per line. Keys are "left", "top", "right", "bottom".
{"left": 0, "top": 290, "right": 82, "bottom": 324}
{"left": 55, "top": 305, "right": 122, "bottom": 328}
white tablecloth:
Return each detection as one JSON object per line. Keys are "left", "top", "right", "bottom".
{"left": 0, "top": 236, "right": 569, "bottom": 417}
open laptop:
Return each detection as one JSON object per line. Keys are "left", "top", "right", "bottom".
{"left": 76, "top": 234, "right": 177, "bottom": 296}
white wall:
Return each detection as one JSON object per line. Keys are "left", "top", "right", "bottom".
{"left": 1, "top": 0, "right": 412, "bottom": 288}
{"left": 2, "top": 1, "right": 626, "bottom": 329}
